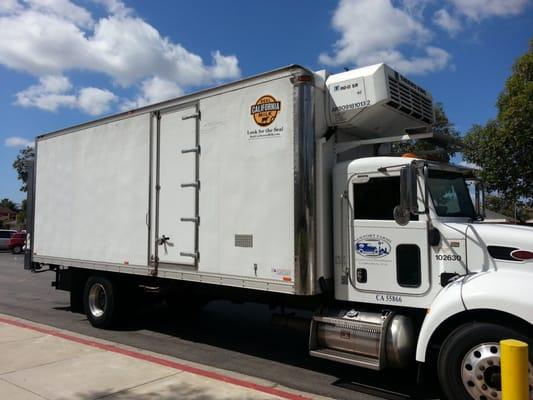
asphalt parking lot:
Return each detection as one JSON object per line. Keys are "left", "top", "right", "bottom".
{"left": 0, "top": 252, "right": 440, "bottom": 399}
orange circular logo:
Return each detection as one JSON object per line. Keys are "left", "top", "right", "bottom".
{"left": 250, "top": 95, "right": 281, "bottom": 126}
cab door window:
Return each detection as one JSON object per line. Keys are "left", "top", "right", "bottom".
{"left": 353, "top": 176, "right": 418, "bottom": 220}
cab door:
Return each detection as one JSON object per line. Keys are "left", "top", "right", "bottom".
{"left": 351, "top": 173, "right": 430, "bottom": 295}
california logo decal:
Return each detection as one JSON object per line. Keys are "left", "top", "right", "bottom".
{"left": 251, "top": 95, "right": 281, "bottom": 127}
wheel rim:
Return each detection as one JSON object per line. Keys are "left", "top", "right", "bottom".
{"left": 88, "top": 283, "right": 107, "bottom": 318}
{"left": 461, "top": 342, "right": 533, "bottom": 399}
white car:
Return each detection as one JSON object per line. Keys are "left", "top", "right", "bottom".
{"left": 0, "top": 229, "right": 16, "bottom": 250}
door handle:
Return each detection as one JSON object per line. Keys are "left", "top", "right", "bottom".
{"left": 158, "top": 235, "right": 170, "bottom": 245}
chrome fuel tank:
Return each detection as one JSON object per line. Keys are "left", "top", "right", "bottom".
{"left": 309, "top": 308, "right": 414, "bottom": 370}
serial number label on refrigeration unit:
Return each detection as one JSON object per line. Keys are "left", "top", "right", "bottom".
{"left": 331, "top": 100, "right": 371, "bottom": 113}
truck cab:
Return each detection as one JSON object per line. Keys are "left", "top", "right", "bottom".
{"left": 333, "top": 155, "right": 479, "bottom": 308}
{"left": 312, "top": 153, "right": 533, "bottom": 399}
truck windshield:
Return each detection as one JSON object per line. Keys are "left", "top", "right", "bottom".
{"left": 427, "top": 169, "right": 476, "bottom": 219}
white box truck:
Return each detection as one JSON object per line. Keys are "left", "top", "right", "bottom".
{"left": 25, "top": 64, "right": 532, "bottom": 399}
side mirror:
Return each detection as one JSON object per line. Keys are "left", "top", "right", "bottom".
{"left": 395, "top": 165, "right": 418, "bottom": 225}
{"left": 393, "top": 205, "right": 410, "bottom": 226}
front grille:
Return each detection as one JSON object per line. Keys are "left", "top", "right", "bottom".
{"left": 387, "top": 75, "right": 433, "bottom": 124}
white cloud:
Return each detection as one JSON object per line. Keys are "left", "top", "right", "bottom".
{"left": 0, "top": 0, "right": 22, "bottom": 14}
{"left": 5, "top": 136, "right": 34, "bottom": 148}
{"left": 433, "top": 9, "right": 462, "bottom": 36}
{"left": 0, "top": 0, "right": 241, "bottom": 105}
{"left": 211, "top": 50, "right": 240, "bottom": 80}
{"left": 449, "top": 0, "right": 530, "bottom": 20}
{"left": 26, "top": 0, "right": 94, "bottom": 28}
{"left": 319, "top": 0, "right": 451, "bottom": 75}
{"left": 401, "top": 0, "right": 430, "bottom": 19}
{"left": 92, "top": 0, "right": 132, "bottom": 17}
{"left": 77, "top": 87, "right": 118, "bottom": 115}
{"left": 0, "top": 11, "right": 94, "bottom": 76}
{"left": 121, "top": 76, "right": 183, "bottom": 111}
{"left": 15, "top": 75, "right": 77, "bottom": 111}
{"left": 371, "top": 46, "right": 452, "bottom": 75}
{"left": 15, "top": 75, "right": 117, "bottom": 115}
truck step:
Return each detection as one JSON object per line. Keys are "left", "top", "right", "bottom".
{"left": 310, "top": 347, "right": 380, "bottom": 370}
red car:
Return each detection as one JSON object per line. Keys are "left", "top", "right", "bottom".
{"left": 9, "top": 232, "right": 26, "bottom": 254}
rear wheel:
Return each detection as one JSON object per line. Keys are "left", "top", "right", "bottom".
{"left": 83, "top": 276, "right": 118, "bottom": 328}
{"left": 438, "top": 323, "right": 533, "bottom": 400}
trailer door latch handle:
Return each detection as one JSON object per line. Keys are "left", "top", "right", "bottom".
{"left": 158, "top": 235, "right": 174, "bottom": 255}
{"left": 181, "top": 111, "right": 201, "bottom": 120}
{"left": 181, "top": 181, "right": 200, "bottom": 189}
{"left": 158, "top": 235, "right": 170, "bottom": 245}
{"left": 181, "top": 146, "right": 200, "bottom": 154}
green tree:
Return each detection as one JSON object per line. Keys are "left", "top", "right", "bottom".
{"left": 393, "top": 102, "right": 461, "bottom": 162}
{"left": 0, "top": 198, "right": 18, "bottom": 211}
{"left": 463, "top": 40, "right": 533, "bottom": 213}
{"left": 12, "top": 146, "right": 35, "bottom": 192}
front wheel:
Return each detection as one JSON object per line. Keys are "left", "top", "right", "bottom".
{"left": 438, "top": 322, "right": 532, "bottom": 400}
{"left": 83, "top": 276, "right": 118, "bottom": 329}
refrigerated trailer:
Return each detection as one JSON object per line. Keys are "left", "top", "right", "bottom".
{"left": 26, "top": 64, "right": 532, "bottom": 400}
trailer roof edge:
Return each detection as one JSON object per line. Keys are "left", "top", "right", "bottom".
{"left": 35, "top": 64, "right": 311, "bottom": 142}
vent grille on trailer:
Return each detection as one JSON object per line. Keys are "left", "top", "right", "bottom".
{"left": 235, "top": 234, "right": 253, "bottom": 248}
{"left": 387, "top": 75, "right": 433, "bottom": 124}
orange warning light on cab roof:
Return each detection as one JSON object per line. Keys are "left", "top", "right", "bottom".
{"left": 401, "top": 153, "right": 419, "bottom": 158}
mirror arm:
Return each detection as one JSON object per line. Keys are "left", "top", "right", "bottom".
{"left": 410, "top": 162, "right": 429, "bottom": 215}
{"left": 396, "top": 166, "right": 412, "bottom": 225}
{"left": 423, "top": 164, "right": 429, "bottom": 214}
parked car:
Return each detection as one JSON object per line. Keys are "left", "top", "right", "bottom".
{"left": 0, "top": 229, "right": 16, "bottom": 250}
{"left": 9, "top": 232, "right": 26, "bottom": 254}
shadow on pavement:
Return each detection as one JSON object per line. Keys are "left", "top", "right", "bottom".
{"left": 58, "top": 298, "right": 440, "bottom": 400}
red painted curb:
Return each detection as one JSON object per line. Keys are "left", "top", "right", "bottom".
{"left": 0, "top": 316, "right": 312, "bottom": 400}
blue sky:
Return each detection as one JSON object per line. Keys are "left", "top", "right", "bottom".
{"left": 1, "top": 0, "right": 532, "bottom": 204}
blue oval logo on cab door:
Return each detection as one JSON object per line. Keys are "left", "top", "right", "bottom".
{"left": 355, "top": 235, "right": 391, "bottom": 258}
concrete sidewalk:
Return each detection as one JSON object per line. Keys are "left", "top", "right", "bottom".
{"left": 0, "top": 314, "right": 327, "bottom": 400}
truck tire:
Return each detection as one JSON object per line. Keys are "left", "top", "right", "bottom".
{"left": 438, "top": 322, "right": 532, "bottom": 400}
{"left": 83, "top": 276, "right": 118, "bottom": 329}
